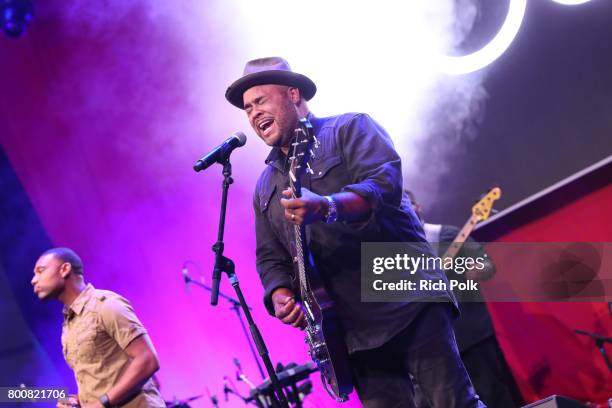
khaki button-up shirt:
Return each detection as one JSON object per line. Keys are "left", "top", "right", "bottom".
{"left": 62, "top": 284, "right": 165, "bottom": 407}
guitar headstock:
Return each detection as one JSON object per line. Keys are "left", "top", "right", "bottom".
{"left": 288, "top": 118, "right": 316, "bottom": 197}
{"left": 472, "top": 187, "right": 501, "bottom": 221}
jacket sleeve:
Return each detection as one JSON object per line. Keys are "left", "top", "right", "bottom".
{"left": 253, "top": 185, "right": 295, "bottom": 315}
{"left": 338, "top": 113, "right": 404, "bottom": 213}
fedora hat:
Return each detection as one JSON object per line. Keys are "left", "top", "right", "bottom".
{"left": 225, "top": 57, "right": 316, "bottom": 109}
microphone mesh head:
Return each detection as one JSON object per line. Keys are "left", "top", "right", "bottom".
{"left": 233, "top": 131, "right": 247, "bottom": 146}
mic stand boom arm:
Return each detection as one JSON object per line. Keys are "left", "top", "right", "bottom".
{"left": 184, "top": 273, "right": 265, "bottom": 379}
{"left": 574, "top": 329, "right": 612, "bottom": 374}
{"left": 204, "top": 159, "right": 289, "bottom": 408}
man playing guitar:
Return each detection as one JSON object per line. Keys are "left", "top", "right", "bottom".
{"left": 225, "top": 57, "right": 485, "bottom": 408}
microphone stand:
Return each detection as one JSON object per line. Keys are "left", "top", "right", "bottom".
{"left": 574, "top": 329, "right": 612, "bottom": 374}
{"left": 203, "top": 159, "right": 289, "bottom": 408}
{"left": 183, "top": 269, "right": 265, "bottom": 379}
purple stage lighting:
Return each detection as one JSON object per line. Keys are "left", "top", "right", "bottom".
{"left": 2, "top": 0, "right": 33, "bottom": 38}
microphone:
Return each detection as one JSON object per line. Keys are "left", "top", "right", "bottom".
{"left": 193, "top": 132, "right": 247, "bottom": 172}
{"left": 182, "top": 265, "right": 190, "bottom": 292}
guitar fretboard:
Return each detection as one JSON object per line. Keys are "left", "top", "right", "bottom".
{"left": 442, "top": 213, "right": 480, "bottom": 260}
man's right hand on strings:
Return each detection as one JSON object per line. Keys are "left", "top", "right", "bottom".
{"left": 271, "top": 287, "right": 306, "bottom": 329}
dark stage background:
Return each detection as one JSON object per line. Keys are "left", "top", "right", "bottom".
{"left": 413, "top": 0, "right": 612, "bottom": 224}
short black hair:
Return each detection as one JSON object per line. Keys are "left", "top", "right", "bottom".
{"left": 41, "top": 247, "right": 84, "bottom": 275}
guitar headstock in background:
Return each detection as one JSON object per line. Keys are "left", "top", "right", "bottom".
{"left": 472, "top": 187, "right": 502, "bottom": 222}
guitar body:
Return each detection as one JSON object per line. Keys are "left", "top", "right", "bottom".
{"left": 289, "top": 119, "right": 353, "bottom": 402}
{"left": 300, "top": 239, "right": 353, "bottom": 401}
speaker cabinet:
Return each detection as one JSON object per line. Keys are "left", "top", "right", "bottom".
{"left": 522, "top": 395, "right": 587, "bottom": 408}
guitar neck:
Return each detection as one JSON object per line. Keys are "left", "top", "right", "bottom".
{"left": 441, "top": 213, "right": 480, "bottom": 260}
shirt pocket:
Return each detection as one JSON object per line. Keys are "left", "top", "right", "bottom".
{"left": 310, "top": 156, "right": 343, "bottom": 181}
{"left": 75, "top": 326, "right": 100, "bottom": 362}
{"left": 258, "top": 184, "right": 277, "bottom": 213}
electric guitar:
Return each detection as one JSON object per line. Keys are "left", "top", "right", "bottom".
{"left": 287, "top": 118, "right": 353, "bottom": 402}
{"left": 442, "top": 187, "right": 502, "bottom": 261}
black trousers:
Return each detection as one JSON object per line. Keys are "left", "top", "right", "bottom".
{"left": 460, "top": 336, "right": 524, "bottom": 408}
{"left": 349, "top": 303, "right": 486, "bottom": 408}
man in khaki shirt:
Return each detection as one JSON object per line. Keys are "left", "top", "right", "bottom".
{"left": 32, "top": 247, "right": 165, "bottom": 408}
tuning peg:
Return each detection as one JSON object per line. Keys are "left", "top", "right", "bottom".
{"left": 306, "top": 163, "right": 314, "bottom": 174}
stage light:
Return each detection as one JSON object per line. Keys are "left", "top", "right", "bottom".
{"left": 550, "top": 0, "right": 592, "bottom": 5}
{"left": 2, "top": 0, "right": 34, "bottom": 38}
{"left": 437, "top": 0, "right": 527, "bottom": 75}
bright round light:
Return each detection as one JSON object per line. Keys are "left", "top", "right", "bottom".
{"left": 437, "top": 0, "right": 527, "bottom": 75}
{"left": 551, "top": 0, "right": 592, "bottom": 5}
